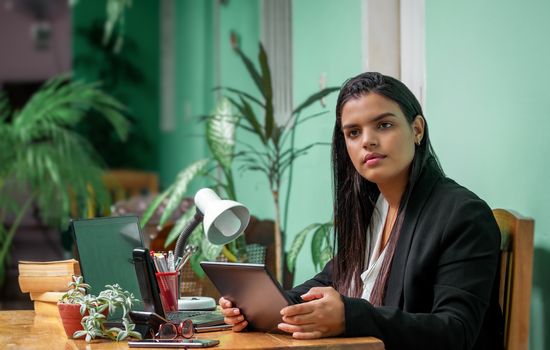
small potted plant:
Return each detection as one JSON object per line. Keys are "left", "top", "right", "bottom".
{"left": 58, "top": 275, "right": 142, "bottom": 342}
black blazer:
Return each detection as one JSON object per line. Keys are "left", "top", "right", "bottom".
{"left": 286, "top": 165, "right": 504, "bottom": 350}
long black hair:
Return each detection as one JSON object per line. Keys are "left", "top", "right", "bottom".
{"left": 331, "top": 72, "right": 443, "bottom": 303}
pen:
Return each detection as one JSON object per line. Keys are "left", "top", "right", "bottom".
{"left": 167, "top": 250, "right": 175, "bottom": 272}
{"left": 176, "top": 251, "right": 192, "bottom": 272}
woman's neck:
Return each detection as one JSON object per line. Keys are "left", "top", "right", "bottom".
{"left": 377, "top": 171, "right": 409, "bottom": 210}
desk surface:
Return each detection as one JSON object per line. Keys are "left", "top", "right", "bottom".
{"left": 0, "top": 311, "right": 384, "bottom": 350}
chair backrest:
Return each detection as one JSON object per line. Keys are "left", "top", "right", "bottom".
{"left": 102, "top": 169, "right": 159, "bottom": 202}
{"left": 72, "top": 170, "right": 159, "bottom": 218}
{"left": 493, "top": 209, "right": 534, "bottom": 350}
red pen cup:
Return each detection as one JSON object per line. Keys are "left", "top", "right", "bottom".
{"left": 155, "top": 271, "right": 180, "bottom": 312}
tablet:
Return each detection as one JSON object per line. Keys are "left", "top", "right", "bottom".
{"left": 200, "top": 262, "right": 293, "bottom": 332}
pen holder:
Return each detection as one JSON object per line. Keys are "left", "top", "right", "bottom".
{"left": 155, "top": 271, "right": 180, "bottom": 312}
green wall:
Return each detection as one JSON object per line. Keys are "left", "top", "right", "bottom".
{"left": 158, "top": 0, "right": 214, "bottom": 189}
{"left": 158, "top": 0, "right": 261, "bottom": 197}
{"left": 289, "top": 0, "right": 362, "bottom": 284}
{"left": 426, "top": 1, "right": 550, "bottom": 348}
{"left": 72, "top": 0, "right": 159, "bottom": 170}
{"left": 217, "top": 0, "right": 265, "bottom": 216}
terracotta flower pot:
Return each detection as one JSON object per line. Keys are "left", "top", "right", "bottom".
{"left": 57, "top": 303, "right": 84, "bottom": 338}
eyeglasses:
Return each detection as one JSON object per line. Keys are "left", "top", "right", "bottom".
{"left": 151, "top": 319, "right": 195, "bottom": 340}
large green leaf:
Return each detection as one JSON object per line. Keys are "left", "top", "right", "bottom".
{"left": 213, "top": 87, "right": 264, "bottom": 108}
{"left": 319, "top": 245, "right": 333, "bottom": 269}
{"left": 159, "top": 159, "right": 209, "bottom": 226}
{"left": 292, "top": 87, "right": 340, "bottom": 116}
{"left": 309, "top": 223, "right": 334, "bottom": 271}
{"left": 258, "top": 43, "right": 274, "bottom": 141}
{"left": 206, "top": 98, "right": 237, "bottom": 172}
{"left": 0, "top": 74, "right": 128, "bottom": 226}
{"left": 311, "top": 224, "right": 328, "bottom": 270}
{"left": 286, "top": 223, "right": 320, "bottom": 272}
{"left": 227, "top": 96, "right": 265, "bottom": 144}
{"left": 140, "top": 188, "right": 172, "bottom": 228}
{"left": 15, "top": 76, "right": 129, "bottom": 141}
{"left": 233, "top": 46, "right": 264, "bottom": 99}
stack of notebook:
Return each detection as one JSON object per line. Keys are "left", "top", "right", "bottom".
{"left": 18, "top": 259, "right": 81, "bottom": 317}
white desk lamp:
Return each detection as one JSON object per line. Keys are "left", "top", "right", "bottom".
{"left": 174, "top": 188, "right": 250, "bottom": 260}
{"left": 173, "top": 188, "right": 249, "bottom": 310}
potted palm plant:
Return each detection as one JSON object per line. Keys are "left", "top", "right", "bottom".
{"left": 0, "top": 75, "right": 129, "bottom": 286}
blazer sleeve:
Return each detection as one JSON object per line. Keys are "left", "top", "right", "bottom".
{"left": 342, "top": 198, "right": 501, "bottom": 350}
{"left": 285, "top": 260, "right": 334, "bottom": 304}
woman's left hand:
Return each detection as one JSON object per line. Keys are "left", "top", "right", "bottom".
{"left": 278, "top": 286, "right": 345, "bottom": 339}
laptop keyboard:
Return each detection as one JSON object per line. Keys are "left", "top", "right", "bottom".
{"left": 166, "top": 309, "right": 224, "bottom": 326}
{"left": 168, "top": 310, "right": 212, "bottom": 319}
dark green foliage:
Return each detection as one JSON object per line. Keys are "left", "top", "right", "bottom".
{"left": 0, "top": 75, "right": 129, "bottom": 286}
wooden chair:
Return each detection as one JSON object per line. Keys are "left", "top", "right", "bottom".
{"left": 493, "top": 209, "right": 534, "bottom": 350}
{"left": 71, "top": 170, "right": 159, "bottom": 218}
{"left": 102, "top": 169, "right": 159, "bottom": 202}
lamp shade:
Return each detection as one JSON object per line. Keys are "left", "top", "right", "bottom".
{"left": 194, "top": 188, "right": 250, "bottom": 245}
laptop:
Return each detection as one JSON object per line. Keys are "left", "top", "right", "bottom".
{"left": 71, "top": 216, "right": 145, "bottom": 316}
{"left": 71, "top": 216, "right": 223, "bottom": 327}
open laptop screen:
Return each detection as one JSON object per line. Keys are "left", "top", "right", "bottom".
{"left": 71, "top": 216, "right": 145, "bottom": 312}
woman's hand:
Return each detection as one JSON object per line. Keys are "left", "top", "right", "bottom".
{"left": 278, "top": 287, "right": 345, "bottom": 339}
{"left": 219, "top": 297, "right": 248, "bottom": 332}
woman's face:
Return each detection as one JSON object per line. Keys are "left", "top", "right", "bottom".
{"left": 340, "top": 93, "right": 424, "bottom": 186}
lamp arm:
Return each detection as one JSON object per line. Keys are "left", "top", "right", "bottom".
{"left": 174, "top": 209, "right": 204, "bottom": 259}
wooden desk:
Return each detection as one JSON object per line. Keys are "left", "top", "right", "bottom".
{"left": 0, "top": 311, "right": 384, "bottom": 349}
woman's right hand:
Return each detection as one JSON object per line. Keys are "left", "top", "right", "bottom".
{"left": 219, "top": 297, "right": 248, "bottom": 332}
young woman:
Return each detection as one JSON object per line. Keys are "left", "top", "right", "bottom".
{"left": 220, "top": 72, "right": 503, "bottom": 350}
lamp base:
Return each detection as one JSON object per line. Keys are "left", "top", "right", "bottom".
{"left": 178, "top": 296, "right": 216, "bottom": 311}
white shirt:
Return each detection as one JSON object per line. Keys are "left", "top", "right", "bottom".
{"left": 360, "top": 194, "right": 389, "bottom": 301}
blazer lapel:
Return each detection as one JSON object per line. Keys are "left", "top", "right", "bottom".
{"left": 383, "top": 165, "right": 441, "bottom": 307}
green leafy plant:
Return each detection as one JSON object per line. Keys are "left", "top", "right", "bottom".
{"left": 60, "top": 276, "right": 142, "bottom": 342}
{"left": 0, "top": 75, "right": 129, "bottom": 286}
{"left": 286, "top": 221, "right": 334, "bottom": 273}
{"left": 141, "top": 99, "right": 246, "bottom": 278}
{"left": 70, "top": 0, "right": 132, "bottom": 53}
{"left": 220, "top": 35, "right": 339, "bottom": 282}
{"left": 73, "top": 20, "right": 149, "bottom": 169}
{"left": 143, "top": 34, "right": 339, "bottom": 283}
